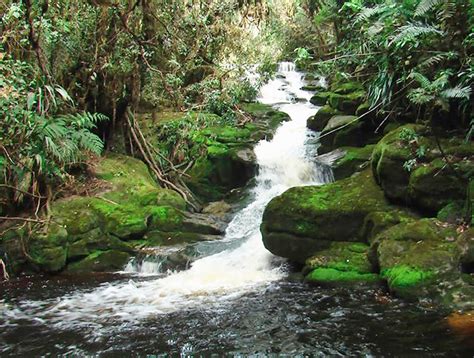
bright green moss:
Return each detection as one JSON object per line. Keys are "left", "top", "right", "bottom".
{"left": 381, "top": 265, "right": 433, "bottom": 287}
{"left": 306, "top": 268, "right": 379, "bottom": 283}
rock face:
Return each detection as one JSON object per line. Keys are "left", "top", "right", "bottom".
{"left": 307, "top": 105, "right": 341, "bottom": 132}
{"left": 184, "top": 104, "right": 290, "bottom": 201}
{"left": 371, "top": 220, "right": 474, "bottom": 310}
{"left": 261, "top": 170, "right": 391, "bottom": 262}
{"left": 372, "top": 124, "right": 473, "bottom": 214}
{"left": 331, "top": 145, "right": 375, "bottom": 180}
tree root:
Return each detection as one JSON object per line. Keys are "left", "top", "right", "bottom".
{"left": 125, "top": 108, "right": 201, "bottom": 211}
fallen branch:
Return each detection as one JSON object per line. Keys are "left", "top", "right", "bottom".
{"left": 0, "top": 184, "right": 47, "bottom": 199}
{"left": 125, "top": 108, "right": 200, "bottom": 211}
{"left": 0, "top": 259, "right": 9, "bottom": 280}
{"left": 0, "top": 216, "right": 48, "bottom": 223}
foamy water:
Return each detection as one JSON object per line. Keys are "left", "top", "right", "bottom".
{"left": 3, "top": 62, "right": 331, "bottom": 327}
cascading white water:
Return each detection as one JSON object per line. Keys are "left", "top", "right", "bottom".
{"left": 11, "top": 62, "right": 332, "bottom": 326}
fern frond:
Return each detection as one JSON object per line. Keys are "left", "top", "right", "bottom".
{"left": 415, "top": 0, "right": 443, "bottom": 17}
{"left": 355, "top": 5, "right": 388, "bottom": 23}
{"left": 417, "top": 52, "right": 455, "bottom": 69}
{"left": 441, "top": 86, "right": 472, "bottom": 99}
{"left": 408, "top": 72, "right": 432, "bottom": 88}
{"left": 390, "top": 23, "right": 443, "bottom": 46}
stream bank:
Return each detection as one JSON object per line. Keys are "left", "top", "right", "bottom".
{"left": 261, "top": 76, "right": 474, "bottom": 318}
{"left": 0, "top": 103, "right": 289, "bottom": 276}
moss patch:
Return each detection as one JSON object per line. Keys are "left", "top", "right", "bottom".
{"left": 261, "top": 170, "right": 392, "bottom": 262}
{"left": 381, "top": 265, "right": 433, "bottom": 288}
{"left": 305, "top": 242, "right": 379, "bottom": 285}
{"left": 332, "top": 145, "right": 375, "bottom": 179}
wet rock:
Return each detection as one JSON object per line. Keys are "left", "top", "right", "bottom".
{"left": 261, "top": 170, "right": 392, "bottom": 263}
{"left": 307, "top": 105, "right": 341, "bottom": 132}
{"left": 182, "top": 212, "right": 227, "bottom": 235}
{"left": 202, "top": 201, "right": 232, "bottom": 216}
{"left": 67, "top": 250, "right": 131, "bottom": 272}
{"left": 331, "top": 145, "right": 375, "bottom": 180}
{"left": 304, "top": 242, "right": 380, "bottom": 285}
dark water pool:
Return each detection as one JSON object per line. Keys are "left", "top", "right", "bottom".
{"left": 1, "top": 274, "right": 473, "bottom": 357}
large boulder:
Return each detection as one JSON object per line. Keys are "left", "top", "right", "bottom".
{"left": 304, "top": 242, "right": 379, "bottom": 285}
{"left": 261, "top": 170, "right": 392, "bottom": 263}
{"left": 184, "top": 104, "right": 290, "bottom": 201}
{"left": 307, "top": 105, "right": 341, "bottom": 132}
{"left": 372, "top": 125, "right": 473, "bottom": 214}
{"left": 331, "top": 145, "right": 375, "bottom": 180}
{"left": 370, "top": 219, "right": 474, "bottom": 311}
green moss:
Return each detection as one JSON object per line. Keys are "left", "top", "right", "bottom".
{"left": 360, "top": 210, "right": 416, "bottom": 243}
{"left": 306, "top": 268, "right": 379, "bottom": 283}
{"left": 67, "top": 250, "right": 131, "bottom": 272}
{"left": 207, "top": 144, "right": 229, "bottom": 157}
{"left": 372, "top": 219, "right": 464, "bottom": 300}
{"left": 149, "top": 206, "right": 183, "bottom": 231}
{"left": 331, "top": 81, "right": 364, "bottom": 95}
{"left": 437, "top": 201, "right": 465, "bottom": 223}
{"left": 27, "top": 224, "right": 68, "bottom": 272}
{"left": 381, "top": 265, "right": 433, "bottom": 287}
{"left": 262, "top": 170, "right": 392, "bottom": 262}
{"left": 305, "top": 242, "right": 374, "bottom": 274}
{"left": 307, "top": 105, "right": 341, "bottom": 131}
{"left": 309, "top": 91, "right": 332, "bottom": 106}
{"left": 409, "top": 159, "right": 469, "bottom": 213}
{"left": 371, "top": 124, "right": 427, "bottom": 201}
{"left": 51, "top": 197, "right": 100, "bottom": 235}
{"left": 333, "top": 145, "right": 375, "bottom": 179}
{"left": 68, "top": 231, "right": 132, "bottom": 260}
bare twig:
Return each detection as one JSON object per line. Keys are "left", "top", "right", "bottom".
{"left": 0, "top": 259, "right": 9, "bottom": 280}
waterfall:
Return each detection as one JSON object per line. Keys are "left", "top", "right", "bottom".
{"left": 13, "top": 63, "right": 332, "bottom": 325}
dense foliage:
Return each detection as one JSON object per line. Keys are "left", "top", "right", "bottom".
{"left": 0, "top": 0, "right": 275, "bottom": 214}
{"left": 282, "top": 0, "right": 473, "bottom": 130}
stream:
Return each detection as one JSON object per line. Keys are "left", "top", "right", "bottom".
{"left": 1, "top": 63, "right": 472, "bottom": 356}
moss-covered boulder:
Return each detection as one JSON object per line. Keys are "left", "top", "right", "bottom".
{"left": 7, "top": 154, "right": 227, "bottom": 275}
{"left": 371, "top": 219, "right": 474, "bottom": 310}
{"left": 306, "top": 105, "right": 341, "bottom": 132}
{"left": 308, "top": 80, "right": 366, "bottom": 114}
{"left": 304, "top": 242, "right": 380, "bottom": 285}
{"left": 360, "top": 210, "right": 417, "bottom": 243}
{"left": 67, "top": 231, "right": 133, "bottom": 261}
{"left": 372, "top": 125, "right": 473, "bottom": 213}
{"left": 183, "top": 104, "right": 290, "bottom": 201}
{"left": 328, "top": 90, "right": 366, "bottom": 114}
{"left": 67, "top": 250, "right": 131, "bottom": 273}
{"left": 309, "top": 91, "right": 332, "bottom": 106}
{"left": 318, "top": 115, "right": 363, "bottom": 154}
{"left": 330, "top": 81, "right": 364, "bottom": 95}
{"left": 371, "top": 124, "right": 432, "bottom": 203}
{"left": 261, "top": 170, "right": 392, "bottom": 263}
{"left": 27, "top": 223, "right": 68, "bottom": 272}
{"left": 408, "top": 158, "right": 470, "bottom": 213}
{"left": 332, "top": 145, "right": 375, "bottom": 180}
